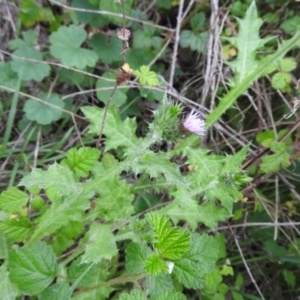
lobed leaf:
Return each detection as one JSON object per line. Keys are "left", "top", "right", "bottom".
{"left": 24, "top": 93, "right": 65, "bottom": 125}
{"left": 144, "top": 253, "right": 168, "bottom": 275}
{"left": 49, "top": 25, "right": 97, "bottom": 69}
{"left": 11, "top": 45, "right": 50, "bottom": 81}
{"left": 146, "top": 213, "right": 190, "bottom": 260}
{"left": 133, "top": 66, "right": 159, "bottom": 86}
{"left": 63, "top": 147, "right": 100, "bottom": 178}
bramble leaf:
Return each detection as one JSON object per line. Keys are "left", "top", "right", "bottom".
{"left": 146, "top": 275, "right": 174, "bottom": 299}
{"left": 49, "top": 25, "right": 98, "bottom": 69}
{"left": 144, "top": 253, "right": 168, "bottom": 275}
{"left": 126, "top": 242, "right": 151, "bottom": 274}
{"left": 133, "top": 66, "right": 159, "bottom": 86}
{"left": 146, "top": 213, "right": 190, "bottom": 260}
{"left": 63, "top": 147, "right": 100, "bottom": 178}
{"left": 24, "top": 93, "right": 65, "bottom": 125}
{"left": 0, "top": 265, "right": 18, "bottom": 300}
{"left": 260, "top": 141, "right": 290, "bottom": 173}
{"left": 173, "top": 234, "right": 218, "bottom": 289}
{"left": 0, "top": 187, "right": 28, "bottom": 213}
{"left": 40, "top": 282, "right": 71, "bottom": 300}
{"left": 280, "top": 58, "right": 297, "bottom": 72}
{"left": 11, "top": 46, "right": 50, "bottom": 81}
{"left": 271, "top": 72, "right": 291, "bottom": 90}
{"left": 9, "top": 242, "right": 58, "bottom": 295}
{"left": 0, "top": 218, "right": 33, "bottom": 242}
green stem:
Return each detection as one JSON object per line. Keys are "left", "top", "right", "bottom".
{"left": 206, "top": 31, "right": 300, "bottom": 128}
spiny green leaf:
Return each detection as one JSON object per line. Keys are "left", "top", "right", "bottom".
{"left": 24, "top": 93, "right": 65, "bottom": 125}
{"left": 0, "top": 217, "right": 33, "bottom": 242}
{"left": 49, "top": 25, "right": 97, "bottom": 69}
{"left": 28, "top": 193, "right": 90, "bottom": 244}
{"left": 11, "top": 45, "right": 50, "bottom": 81}
{"left": 206, "top": 29, "right": 300, "bottom": 127}
{"left": 94, "top": 176, "right": 134, "bottom": 220}
{"left": 126, "top": 242, "right": 151, "bottom": 274}
{"left": 133, "top": 65, "right": 159, "bottom": 86}
{"left": 225, "top": 1, "right": 268, "bottom": 86}
{"left": 81, "top": 224, "right": 118, "bottom": 263}
{"left": 144, "top": 253, "right": 168, "bottom": 275}
{"left": 81, "top": 106, "right": 139, "bottom": 154}
{"left": 126, "top": 151, "right": 187, "bottom": 187}
{"left": 0, "top": 187, "right": 28, "bottom": 213}
{"left": 19, "top": 163, "right": 82, "bottom": 197}
{"left": 146, "top": 213, "right": 190, "bottom": 260}
{"left": 222, "top": 145, "right": 250, "bottom": 172}
{"left": 8, "top": 242, "right": 58, "bottom": 295}
{"left": 161, "top": 201, "right": 230, "bottom": 230}
{"left": 63, "top": 147, "right": 100, "bottom": 178}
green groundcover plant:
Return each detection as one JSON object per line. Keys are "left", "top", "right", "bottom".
{"left": 1, "top": 0, "right": 300, "bottom": 299}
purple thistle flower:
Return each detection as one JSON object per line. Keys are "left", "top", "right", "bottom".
{"left": 183, "top": 109, "right": 206, "bottom": 137}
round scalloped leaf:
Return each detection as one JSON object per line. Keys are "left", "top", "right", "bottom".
{"left": 96, "top": 72, "right": 128, "bottom": 105}
{"left": 90, "top": 33, "right": 122, "bottom": 64}
{"left": 0, "top": 62, "right": 19, "bottom": 91}
{"left": 11, "top": 46, "right": 50, "bottom": 81}
{"left": 49, "top": 25, "right": 98, "bottom": 69}
{"left": 24, "top": 93, "right": 65, "bottom": 125}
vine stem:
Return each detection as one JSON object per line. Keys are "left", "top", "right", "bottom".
{"left": 96, "top": 85, "right": 118, "bottom": 149}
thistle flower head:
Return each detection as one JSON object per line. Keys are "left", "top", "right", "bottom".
{"left": 183, "top": 109, "right": 205, "bottom": 137}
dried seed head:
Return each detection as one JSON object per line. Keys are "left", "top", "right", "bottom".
{"left": 116, "top": 28, "right": 131, "bottom": 41}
